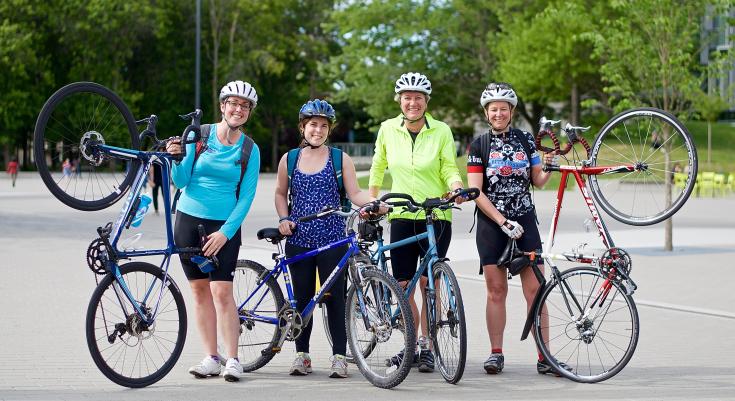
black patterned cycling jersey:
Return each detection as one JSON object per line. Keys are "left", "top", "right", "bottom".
{"left": 467, "top": 128, "right": 541, "bottom": 218}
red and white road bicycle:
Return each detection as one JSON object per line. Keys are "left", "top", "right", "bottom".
{"left": 515, "top": 107, "right": 697, "bottom": 382}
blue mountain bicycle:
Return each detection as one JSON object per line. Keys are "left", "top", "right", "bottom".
{"left": 327, "top": 188, "right": 479, "bottom": 384}
{"left": 233, "top": 207, "right": 416, "bottom": 389}
{"left": 33, "top": 82, "right": 207, "bottom": 387}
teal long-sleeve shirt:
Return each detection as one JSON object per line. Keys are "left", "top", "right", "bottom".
{"left": 172, "top": 125, "right": 260, "bottom": 239}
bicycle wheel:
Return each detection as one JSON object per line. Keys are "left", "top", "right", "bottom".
{"left": 588, "top": 107, "right": 697, "bottom": 225}
{"left": 34, "top": 82, "right": 139, "bottom": 211}
{"left": 86, "top": 262, "right": 186, "bottom": 388}
{"left": 534, "top": 267, "right": 639, "bottom": 383}
{"left": 346, "top": 269, "right": 416, "bottom": 389}
{"left": 430, "top": 262, "right": 467, "bottom": 384}
{"left": 233, "top": 259, "right": 285, "bottom": 372}
{"left": 323, "top": 261, "right": 378, "bottom": 364}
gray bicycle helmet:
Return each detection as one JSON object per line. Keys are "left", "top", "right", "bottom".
{"left": 480, "top": 82, "right": 517, "bottom": 108}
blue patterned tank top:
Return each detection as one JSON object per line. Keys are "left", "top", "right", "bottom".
{"left": 288, "top": 151, "right": 346, "bottom": 248}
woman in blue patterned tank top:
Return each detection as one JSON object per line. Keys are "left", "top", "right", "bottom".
{"left": 274, "top": 99, "right": 379, "bottom": 379}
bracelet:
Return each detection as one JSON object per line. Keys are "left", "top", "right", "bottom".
{"left": 279, "top": 216, "right": 291, "bottom": 223}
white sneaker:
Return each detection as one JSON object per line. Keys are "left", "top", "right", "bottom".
{"left": 329, "top": 354, "right": 348, "bottom": 378}
{"left": 223, "top": 358, "right": 244, "bottom": 382}
{"left": 189, "top": 356, "right": 222, "bottom": 378}
{"left": 289, "top": 352, "right": 313, "bottom": 376}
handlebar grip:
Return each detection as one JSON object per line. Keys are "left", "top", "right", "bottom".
{"left": 379, "top": 192, "right": 418, "bottom": 204}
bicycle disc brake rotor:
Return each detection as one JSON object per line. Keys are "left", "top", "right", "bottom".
{"left": 80, "top": 131, "right": 106, "bottom": 166}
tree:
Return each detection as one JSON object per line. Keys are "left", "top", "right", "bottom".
{"left": 589, "top": 0, "right": 721, "bottom": 251}
{"left": 695, "top": 50, "right": 734, "bottom": 166}
{"left": 495, "top": 1, "right": 603, "bottom": 128}
{"left": 325, "top": 0, "right": 504, "bottom": 134}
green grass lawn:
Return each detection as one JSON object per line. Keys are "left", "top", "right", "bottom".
{"left": 359, "top": 120, "right": 735, "bottom": 191}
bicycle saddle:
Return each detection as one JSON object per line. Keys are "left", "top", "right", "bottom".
{"left": 257, "top": 227, "right": 285, "bottom": 242}
{"left": 496, "top": 239, "right": 530, "bottom": 276}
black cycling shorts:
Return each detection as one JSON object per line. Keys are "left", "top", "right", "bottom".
{"left": 476, "top": 211, "right": 542, "bottom": 274}
{"left": 389, "top": 218, "right": 452, "bottom": 282}
{"left": 174, "top": 211, "right": 241, "bottom": 282}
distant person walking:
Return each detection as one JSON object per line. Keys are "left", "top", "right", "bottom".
{"left": 62, "top": 158, "right": 72, "bottom": 177}
{"left": 6, "top": 157, "right": 19, "bottom": 187}
{"left": 148, "top": 163, "right": 163, "bottom": 215}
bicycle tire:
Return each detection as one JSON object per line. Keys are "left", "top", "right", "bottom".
{"left": 86, "top": 262, "right": 187, "bottom": 388}
{"left": 233, "top": 259, "right": 285, "bottom": 372}
{"left": 533, "top": 266, "right": 639, "bottom": 383}
{"left": 430, "top": 262, "right": 467, "bottom": 384}
{"left": 346, "top": 269, "right": 416, "bottom": 389}
{"left": 34, "top": 82, "right": 139, "bottom": 211}
{"left": 588, "top": 107, "right": 697, "bottom": 225}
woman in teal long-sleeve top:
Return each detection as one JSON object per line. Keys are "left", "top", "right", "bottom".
{"left": 167, "top": 80, "right": 260, "bottom": 382}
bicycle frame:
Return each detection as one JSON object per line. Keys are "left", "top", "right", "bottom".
{"left": 542, "top": 163, "right": 642, "bottom": 265}
{"left": 238, "top": 234, "right": 361, "bottom": 327}
{"left": 93, "top": 144, "right": 191, "bottom": 325}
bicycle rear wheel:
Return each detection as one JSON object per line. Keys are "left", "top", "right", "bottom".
{"left": 534, "top": 267, "right": 639, "bottom": 383}
{"left": 233, "top": 260, "right": 285, "bottom": 372}
{"left": 86, "top": 262, "right": 186, "bottom": 388}
{"left": 34, "top": 82, "right": 139, "bottom": 211}
{"left": 346, "top": 269, "right": 416, "bottom": 389}
{"left": 588, "top": 107, "right": 697, "bottom": 225}
{"left": 430, "top": 262, "right": 467, "bottom": 384}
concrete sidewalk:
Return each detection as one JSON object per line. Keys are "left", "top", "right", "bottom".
{"left": 1, "top": 174, "right": 734, "bottom": 400}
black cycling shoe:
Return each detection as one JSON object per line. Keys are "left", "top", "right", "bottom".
{"left": 483, "top": 353, "right": 504, "bottom": 374}
{"left": 385, "top": 349, "right": 419, "bottom": 367}
{"left": 537, "top": 359, "right": 573, "bottom": 376}
{"left": 418, "top": 350, "right": 435, "bottom": 373}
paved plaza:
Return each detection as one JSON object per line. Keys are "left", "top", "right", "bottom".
{"left": 1, "top": 172, "right": 734, "bottom": 400}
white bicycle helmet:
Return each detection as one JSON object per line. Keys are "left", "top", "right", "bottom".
{"left": 480, "top": 82, "right": 517, "bottom": 108}
{"left": 394, "top": 72, "right": 432, "bottom": 95}
{"left": 219, "top": 80, "right": 258, "bottom": 108}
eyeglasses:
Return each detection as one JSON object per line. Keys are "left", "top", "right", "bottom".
{"left": 486, "top": 82, "right": 513, "bottom": 91}
{"left": 226, "top": 100, "right": 252, "bottom": 111}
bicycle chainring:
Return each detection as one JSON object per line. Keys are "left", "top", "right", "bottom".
{"left": 278, "top": 308, "right": 303, "bottom": 341}
{"left": 86, "top": 238, "right": 108, "bottom": 275}
{"left": 598, "top": 247, "right": 632, "bottom": 282}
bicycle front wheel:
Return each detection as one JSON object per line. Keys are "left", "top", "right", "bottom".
{"left": 534, "top": 267, "right": 639, "bottom": 383}
{"left": 430, "top": 262, "right": 467, "bottom": 384}
{"left": 233, "top": 260, "right": 285, "bottom": 372}
{"left": 86, "top": 262, "right": 187, "bottom": 388}
{"left": 346, "top": 269, "right": 416, "bottom": 389}
{"left": 34, "top": 82, "right": 139, "bottom": 211}
{"left": 588, "top": 107, "right": 697, "bottom": 225}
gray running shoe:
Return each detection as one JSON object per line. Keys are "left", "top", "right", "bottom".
{"left": 289, "top": 352, "right": 313, "bottom": 376}
{"left": 484, "top": 353, "right": 504, "bottom": 374}
{"left": 329, "top": 354, "right": 348, "bottom": 378}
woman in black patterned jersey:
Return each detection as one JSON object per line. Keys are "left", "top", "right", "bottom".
{"left": 466, "top": 83, "right": 569, "bottom": 377}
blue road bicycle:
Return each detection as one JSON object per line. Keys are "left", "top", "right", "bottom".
{"left": 233, "top": 207, "right": 415, "bottom": 389}
{"left": 329, "top": 188, "right": 479, "bottom": 384}
{"left": 33, "top": 82, "right": 208, "bottom": 387}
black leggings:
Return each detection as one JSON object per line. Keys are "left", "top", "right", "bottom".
{"left": 285, "top": 242, "right": 347, "bottom": 356}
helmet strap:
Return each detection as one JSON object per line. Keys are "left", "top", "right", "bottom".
{"left": 402, "top": 113, "right": 426, "bottom": 124}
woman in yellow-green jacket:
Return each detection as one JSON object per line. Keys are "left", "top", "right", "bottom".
{"left": 368, "top": 72, "right": 465, "bottom": 373}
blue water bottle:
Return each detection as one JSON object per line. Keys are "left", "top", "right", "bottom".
{"left": 131, "top": 194, "right": 152, "bottom": 227}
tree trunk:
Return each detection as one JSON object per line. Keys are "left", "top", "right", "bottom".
{"left": 664, "top": 217, "right": 672, "bottom": 251}
{"left": 271, "top": 122, "right": 279, "bottom": 172}
{"left": 707, "top": 121, "right": 712, "bottom": 165}
{"left": 570, "top": 82, "right": 579, "bottom": 125}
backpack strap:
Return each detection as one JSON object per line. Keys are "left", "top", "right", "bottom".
{"left": 286, "top": 148, "right": 301, "bottom": 213}
{"left": 172, "top": 124, "right": 210, "bottom": 214}
{"left": 470, "top": 133, "right": 491, "bottom": 233}
{"left": 235, "top": 135, "right": 255, "bottom": 200}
